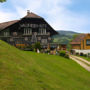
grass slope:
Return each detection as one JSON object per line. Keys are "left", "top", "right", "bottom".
{"left": 0, "top": 40, "right": 90, "bottom": 90}
{"left": 80, "top": 56, "right": 90, "bottom": 61}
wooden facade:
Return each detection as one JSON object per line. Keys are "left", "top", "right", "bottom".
{"left": 71, "top": 34, "right": 90, "bottom": 50}
{"left": 0, "top": 11, "right": 58, "bottom": 48}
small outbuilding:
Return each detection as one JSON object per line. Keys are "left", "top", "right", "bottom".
{"left": 71, "top": 34, "right": 90, "bottom": 50}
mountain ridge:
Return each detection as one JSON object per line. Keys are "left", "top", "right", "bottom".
{"left": 53, "top": 30, "right": 79, "bottom": 45}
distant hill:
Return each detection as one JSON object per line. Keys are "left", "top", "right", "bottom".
{"left": 58, "top": 30, "right": 78, "bottom": 36}
{"left": 53, "top": 30, "right": 79, "bottom": 47}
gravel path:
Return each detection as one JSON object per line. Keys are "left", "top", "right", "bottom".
{"left": 70, "top": 55, "right": 90, "bottom": 72}
{"left": 72, "top": 55, "right": 90, "bottom": 65}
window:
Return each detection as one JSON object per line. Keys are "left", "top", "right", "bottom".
{"left": 48, "top": 37, "right": 51, "bottom": 40}
{"left": 13, "top": 32, "right": 17, "bottom": 36}
{"left": 25, "top": 37, "right": 28, "bottom": 41}
{"left": 20, "top": 24, "right": 25, "bottom": 27}
{"left": 39, "top": 28, "right": 46, "bottom": 34}
{"left": 43, "top": 28, "right": 46, "bottom": 34}
{"left": 24, "top": 28, "right": 32, "bottom": 35}
{"left": 4, "top": 32, "right": 9, "bottom": 36}
{"left": 41, "top": 39, "right": 47, "bottom": 44}
{"left": 38, "top": 37, "right": 41, "bottom": 40}
{"left": 86, "top": 39, "right": 90, "bottom": 46}
{"left": 39, "top": 24, "right": 47, "bottom": 28}
{"left": 10, "top": 38, "right": 13, "bottom": 41}
{"left": 29, "top": 28, "right": 32, "bottom": 34}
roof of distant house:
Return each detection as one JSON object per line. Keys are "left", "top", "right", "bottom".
{"left": 71, "top": 34, "right": 87, "bottom": 44}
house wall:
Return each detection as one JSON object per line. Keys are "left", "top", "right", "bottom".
{"left": 73, "top": 49, "right": 90, "bottom": 55}
{"left": 72, "top": 44, "right": 81, "bottom": 49}
{"left": 81, "top": 34, "right": 90, "bottom": 50}
{"left": 71, "top": 34, "right": 90, "bottom": 50}
{"left": 0, "top": 18, "right": 55, "bottom": 48}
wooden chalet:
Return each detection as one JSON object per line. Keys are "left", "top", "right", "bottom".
{"left": 71, "top": 34, "right": 90, "bottom": 50}
{"left": 0, "top": 10, "right": 58, "bottom": 49}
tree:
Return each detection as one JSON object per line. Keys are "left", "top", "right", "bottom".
{"left": 34, "top": 42, "right": 41, "bottom": 51}
{"left": 0, "top": 0, "right": 6, "bottom": 2}
{"left": 73, "top": 34, "right": 79, "bottom": 40}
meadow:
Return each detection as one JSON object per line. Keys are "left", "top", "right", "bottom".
{"left": 0, "top": 40, "right": 90, "bottom": 90}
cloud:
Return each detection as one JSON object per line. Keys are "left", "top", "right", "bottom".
{"left": 0, "top": 0, "right": 90, "bottom": 33}
{"left": 0, "top": 11, "right": 14, "bottom": 22}
{"left": 47, "top": 8, "right": 90, "bottom": 33}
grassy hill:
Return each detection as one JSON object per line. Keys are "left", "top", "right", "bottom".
{"left": 0, "top": 40, "right": 90, "bottom": 90}
{"left": 58, "top": 30, "right": 78, "bottom": 35}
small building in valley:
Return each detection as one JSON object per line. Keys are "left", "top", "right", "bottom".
{"left": 71, "top": 34, "right": 90, "bottom": 50}
{"left": 0, "top": 10, "right": 58, "bottom": 49}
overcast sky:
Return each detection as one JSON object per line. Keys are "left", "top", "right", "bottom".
{"left": 0, "top": 0, "right": 90, "bottom": 33}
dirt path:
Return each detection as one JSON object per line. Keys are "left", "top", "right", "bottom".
{"left": 72, "top": 55, "right": 90, "bottom": 65}
{"left": 70, "top": 55, "right": 90, "bottom": 72}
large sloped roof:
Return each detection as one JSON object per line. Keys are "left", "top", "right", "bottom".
{"left": 71, "top": 34, "right": 86, "bottom": 44}
{"left": 0, "top": 11, "right": 43, "bottom": 31}
{"left": 0, "top": 10, "right": 58, "bottom": 35}
{"left": 23, "top": 11, "right": 42, "bottom": 19}
{"left": 0, "top": 20, "right": 19, "bottom": 31}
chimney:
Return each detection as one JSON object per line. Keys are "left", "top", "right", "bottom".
{"left": 27, "top": 10, "right": 30, "bottom": 15}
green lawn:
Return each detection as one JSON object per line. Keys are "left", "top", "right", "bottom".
{"left": 79, "top": 56, "right": 90, "bottom": 61}
{"left": 0, "top": 40, "right": 90, "bottom": 90}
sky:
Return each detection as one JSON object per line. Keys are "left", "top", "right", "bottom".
{"left": 0, "top": 0, "right": 90, "bottom": 33}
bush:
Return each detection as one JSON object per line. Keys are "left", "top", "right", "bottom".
{"left": 88, "top": 53, "right": 90, "bottom": 57}
{"left": 59, "top": 50, "right": 69, "bottom": 59}
{"left": 65, "top": 54, "right": 69, "bottom": 59}
{"left": 47, "top": 50, "right": 50, "bottom": 53}
{"left": 34, "top": 42, "right": 41, "bottom": 51}
{"left": 76, "top": 53, "right": 79, "bottom": 55}
{"left": 25, "top": 45, "right": 34, "bottom": 51}
{"left": 59, "top": 50, "right": 66, "bottom": 57}
{"left": 83, "top": 54, "right": 87, "bottom": 57}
